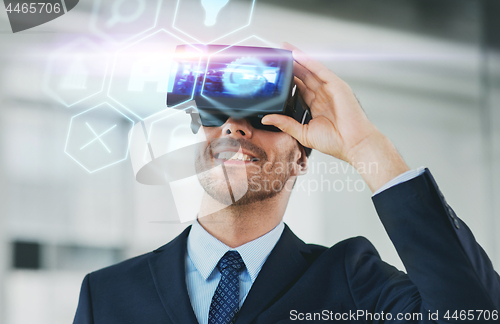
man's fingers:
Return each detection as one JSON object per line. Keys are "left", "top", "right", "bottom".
{"left": 294, "top": 50, "right": 337, "bottom": 84}
{"left": 294, "top": 77, "right": 315, "bottom": 108}
{"left": 261, "top": 114, "right": 307, "bottom": 145}
{"left": 283, "top": 42, "right": 339, "bottom": 84}
{"left": 281, "top": 41, "right": 296, "bottom": 52}
{"left": 293, "top": 61, "right": 322, "bottom": 92}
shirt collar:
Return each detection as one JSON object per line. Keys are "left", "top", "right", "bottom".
{"left": 187, "top": 220, "right": 285, "bottom": 283}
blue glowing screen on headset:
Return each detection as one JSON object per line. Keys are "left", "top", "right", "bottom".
{"left": 167, "top": 45, "right": 290, "bottom": 104}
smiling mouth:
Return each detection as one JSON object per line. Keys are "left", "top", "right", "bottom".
{"left": 214, "top": 151, "right": 260, "bottom": 162}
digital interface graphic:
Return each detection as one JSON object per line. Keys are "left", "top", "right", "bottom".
{"left": 107, "top": 30, "right": 203, "bottom": 120}
{"left": 90, "top": 0, "right": 163, "bottom": 43}
{"left": 167, "top": 41, "right": 291, "bottom": 116}
{"left": 43, "top": 39, "right": 109, "bottom": 107}
{"left": 40, "top": 0, "right": 277, "bottom": 221}
{"left": 172, "top": 0, "right": 256, "bottom": 45}
{"left": 169, "top": 55, "right": 282, "bottom": 99}
{"left": 201, "top": 0, "right": 230, "bottom": 26}
{"left": 64, "top": 102, "right": 135, "bottom": 173}
{"left": 222, "top": 56, "right": 277, "bottom": 96}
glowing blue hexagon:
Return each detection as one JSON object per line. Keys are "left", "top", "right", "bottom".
{"left": 172, "top": 0, "right": 256, "bottom": 45}
{"left": 65, "top": 102, "right": 135, "bottom": 173}
{"left": 107, "top": 29, "right": 203, "bottom": 120}
{"left": 43, "top": 39, "right": 109, "bottom": 107}
{"left": 90, "top": 0, "right": 163, "bottom": 44}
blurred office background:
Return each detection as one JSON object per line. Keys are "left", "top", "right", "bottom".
{"left": 1, "top": 0, "right": 500, "bottom": 323}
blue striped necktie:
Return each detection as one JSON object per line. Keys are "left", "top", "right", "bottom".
{"left": 208, "top": 251, "right": 246, "bottom": 324}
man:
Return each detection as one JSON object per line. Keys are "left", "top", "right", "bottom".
{"left": 73, "top": 43, "right": 500, "bottom": 323}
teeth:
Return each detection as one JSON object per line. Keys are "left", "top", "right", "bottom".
{"left": 215, "top": 151, "right": 258, "bottom": 162}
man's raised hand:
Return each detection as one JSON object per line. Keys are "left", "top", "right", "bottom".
{"left": 261, "top": 42, "right": 379, "bottom": 164}
{"left": 262, "top": 42, "right": 409, "bottom": 192}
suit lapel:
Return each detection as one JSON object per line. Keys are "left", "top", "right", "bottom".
{"left": 148, "top": 226, "right": 199, "bottom": 324}
{"left": 235, "top": 225, "right": 311, "bottom": 324}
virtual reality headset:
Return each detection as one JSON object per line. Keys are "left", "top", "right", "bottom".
{"left": 128, "top": 44, "right": 313, "bottom": 188}
{"left": 166, "top": 44, "right": 312, "bottom": 138}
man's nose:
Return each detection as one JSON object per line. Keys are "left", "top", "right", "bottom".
{"left": 221, "top": 118, "right": 253, "bottom": 138}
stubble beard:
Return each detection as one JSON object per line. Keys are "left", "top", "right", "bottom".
{"left": 195, "top": 139, "right": 295, "bottom": 207}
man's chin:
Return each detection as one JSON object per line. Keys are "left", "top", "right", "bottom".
{"left": 198, "top": 173, "right": 248, "bottom": 203}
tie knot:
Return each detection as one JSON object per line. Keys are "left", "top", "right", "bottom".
{"left": 217, "top": 251, "right": 245, "bottom": 272}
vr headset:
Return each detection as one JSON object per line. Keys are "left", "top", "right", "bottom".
{"left": 129, "top": 44, "right": 312, "bottom": 189}
{"left": 166, "top": 45, "right": 312, "bottom": 143}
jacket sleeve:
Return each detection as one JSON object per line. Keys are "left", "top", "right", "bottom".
{"left": 368, "top": 168, "right": 499, "bottom": 318}
{"left": 73, "top": 274, "right": 94, "bottom": 324}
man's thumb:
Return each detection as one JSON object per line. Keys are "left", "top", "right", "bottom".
{"left": 261, "top": 114, "right": 306, "bottom": 144}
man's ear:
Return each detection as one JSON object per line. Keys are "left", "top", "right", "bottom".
{"left": 291, "top": 144, "right": 308, "bottom": 177}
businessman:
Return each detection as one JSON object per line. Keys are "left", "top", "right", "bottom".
{"left": 73, "top": 43, "right": 500, "bottom": 323}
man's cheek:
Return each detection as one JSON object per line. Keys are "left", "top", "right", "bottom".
{"left": 247, "top": 163, "right": 262, "bottom": 175}
{"left": 274, "top": 162, "right": 285, "bottom": 175}
{"left": 249, "top": 176, "right": 262, "bottom": 192}
{"left": 262, "top": 161, "right": 274, "bottom": 174}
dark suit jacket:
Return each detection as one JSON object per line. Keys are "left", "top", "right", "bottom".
{"left": 73, "top": 169, "right": 500, "bottom": 323}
